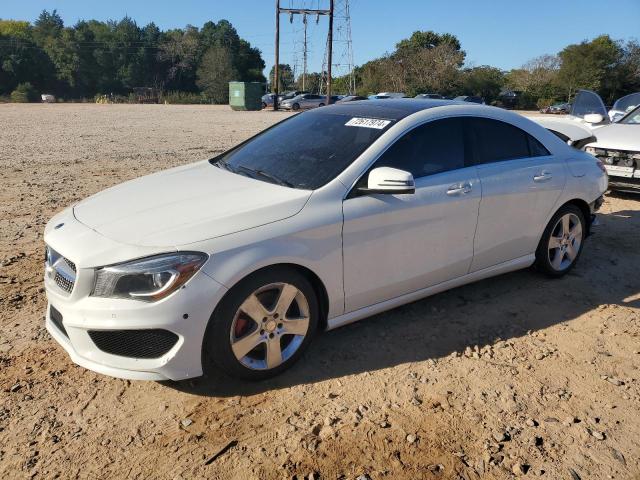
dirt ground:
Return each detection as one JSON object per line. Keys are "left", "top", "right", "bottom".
{"left": 1, "top": 104, "right": 639, "bottom": 480}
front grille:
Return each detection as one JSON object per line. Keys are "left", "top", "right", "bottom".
{"left": 45, "top": 246, "right": 76, "bottom": 295}
{"left": 592, "top": 148, "right": 640, "bottom": 168}
{"left": 88, "top": 329, "right": 179, "bottom": 359}
{"left": 49, "top": 305, "right": 68, "bottom": 337}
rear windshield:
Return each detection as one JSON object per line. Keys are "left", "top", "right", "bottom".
{"left": 213, "top": 110, "right": 394, "bottom": 190}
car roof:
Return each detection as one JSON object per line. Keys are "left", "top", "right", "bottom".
{"left": 316, "top": 98, "right": 468, "bottom": 121}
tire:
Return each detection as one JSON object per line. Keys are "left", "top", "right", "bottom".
{"left": 261, "top": 102, "right": 267, "bottom": 109}
{"left": 202, "top": 267, "right": 319, "bottom": 380}
{"left": 535, "top": 204, "right": 586, "bottom": 277}
{"left": 318, "top": 103, "right": 325, "bottom": 107}
{"left": 292, "top": 103, "right": 300, "bottom": 111}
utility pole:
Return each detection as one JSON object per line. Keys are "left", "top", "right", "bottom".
{"left": 326, "top": 0, "right": 334, "bottom": 105}
{"left": 274, "top": 1, "right": 332, "bottom": 110}
{"left": 302, "top": 14, "right": 307, "bottom": 91}
{"left": 273, "top": 0, "right": 280, "bottom": 111}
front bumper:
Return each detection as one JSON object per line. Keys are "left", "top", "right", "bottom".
{"left": 45, "top": 268, "right": 227, "bottom": 381}
{"left": 43, "top": 210, "right": 227, "bottom": 381}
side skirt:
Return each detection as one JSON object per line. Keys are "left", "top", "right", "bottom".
{"left": 326, "top": 254, "right": 535, "bottom": 331}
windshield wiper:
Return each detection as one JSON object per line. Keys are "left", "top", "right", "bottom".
{"left": 254, "top": 169, "right": 295, "bottom": 188}
{"left": 214, "top": 158, "right": 235, "bottom": 172}
{"left": 216, "top": 161, "right": 295, "bottom": 188}
{"left": 233, "top": 165, "right": 294, "bottom": 188}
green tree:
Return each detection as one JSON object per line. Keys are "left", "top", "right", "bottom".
{"left": 158, "top": 26, "right": 200, "bottom": 91}
{"left": 506, "top": 54, "right": 561, "bottom": 106}
{"left": 395, "top": 31, "right": 464, "bottom": 62}
{"left": 557, "top": 35, "right": 624, "bottom": 102}
{"left": 196, "top": 45, "right": 238, "bottom": 103}
{"left": 0, "top": 20, "right": 31, "bottom": 39}
{"left": 460, "top": 66, "right": 505, "bottom": 103}
{"left": 32, "top": 9, "right": 63, "bottom": 45}
{"left": 10, "top": 82, "right": 38, "bottom": 102}
{"left": 295, "top": 71, "right": 321, "bottom": 93}
{"left": 269, "top": 64, "right": 295, "bottom": 92}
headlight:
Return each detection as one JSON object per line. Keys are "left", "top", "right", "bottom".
{"left": 92, "top": 252, "right": 208, "bottom": 301}
{"left": 585, "top": 147, "right": 597, "bottom": 155}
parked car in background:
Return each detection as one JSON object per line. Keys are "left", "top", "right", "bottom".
{"left": 539, "top": 103, "right": 571, "bottom": 114}
{"left": 608, "top": 92, "right": 640, "bottom": 122}
{"left": 376, "top": 92, "right": 407, "bottom": 99}
{"left": 278, "top": 90, "right": 308, "bottom": 103}
{"left": 261, "top": 93, "right": 276, "bottom": 109}
{"left": 336, "top": 95, "right": 368, "bottom": 103}
{"left": 497, "top": 89, "right": 521, "bottom": 109}
{"left": 532, "top": 89, "right": 640, "bottom": 193}
{"left": 280, "top": 94, "right": 326, "bottom": 110}
{"left": 415, "top": 93, "right": 444, "bottom": 99}
{"left": 44, "top": 98, "right": 607, "bottom": 381}
{"left": 454, "top": 95, "right": 485, "bottom": 104}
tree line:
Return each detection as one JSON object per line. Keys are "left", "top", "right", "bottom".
{"left": 275, "top": 31, "right": 640, "bottom": 109}
{"left": 0, "top": 10, "right": 265, "bottom": 103}
{"left": 1, "top": 10, "right": 639, "bottom": 107}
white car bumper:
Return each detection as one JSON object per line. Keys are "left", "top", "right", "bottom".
{"left": 45, "top": 268, "right": 227, "bottom": 381}
{"left": 43, "top": 210, "right": 227, "bottom": 381}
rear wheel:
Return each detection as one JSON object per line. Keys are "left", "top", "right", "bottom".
{"left": 318, "top": 103, "right": 325, "bottom": 107}
{"left": 292, "top": 103, "right": 300, "bottom": 111}
{"left": 535, "top": 204, "right": 585, "bottom": 277}
{"left": 203, "top": 267, "right": 318, "bottom": 380}
{"left": 261, "top": 102, "right": 267, "bottom": 109}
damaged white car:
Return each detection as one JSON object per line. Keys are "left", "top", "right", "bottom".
{"left": 533, "top": 89, "right": 640, "bottom": 193}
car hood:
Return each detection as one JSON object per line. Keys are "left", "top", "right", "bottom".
{"left": 73, "top": 161, "right": 312, "bottom": 247}
{"left": 587, "top": 124, "right": 640, "bottom": 151}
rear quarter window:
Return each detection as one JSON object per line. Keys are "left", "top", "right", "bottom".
{"left": 467, "top": 117, "right": 549, "bottom": 164}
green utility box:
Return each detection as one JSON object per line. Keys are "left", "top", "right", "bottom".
{"left": 229, "top": 82, "right": 264, "bottom": 111}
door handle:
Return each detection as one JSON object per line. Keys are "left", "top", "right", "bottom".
{"left": 447, "top": 182, "right": 472, "bottom": 196}
{"left": 533, "top": 171, "right": 552, "bottom": 182}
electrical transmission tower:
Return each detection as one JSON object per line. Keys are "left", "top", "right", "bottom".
{"left": 291, "top": 9, "right": 313, "bottom": 92}
{"left": 274, "top": 0, "right": 332, "bottom": 110}
{"left": 320, "top": 0, "right": 355, "bottom": 95}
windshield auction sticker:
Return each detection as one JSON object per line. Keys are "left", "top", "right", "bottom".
{"left": 345, "top": 117, "right": 392, "bottom": 129}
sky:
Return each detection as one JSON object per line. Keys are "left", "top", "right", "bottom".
{"left": 3, "top": 0, "right": 640, "bottom": 76}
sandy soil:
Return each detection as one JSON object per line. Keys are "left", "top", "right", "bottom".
{"left": 0, "top": 104, "right": 639, "bottom": 480}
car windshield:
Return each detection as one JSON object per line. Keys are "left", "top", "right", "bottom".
{"left": 613, "top": 92, "right": 640, "bottom": 112}
{"left": 213, "top": 110, "right": 394, "bottom": 190}
{"left": 620, "top": 105, "right": 640, "bottom": 124}
{"left": 570, "top": 90, "right": 607, "bottom": 119}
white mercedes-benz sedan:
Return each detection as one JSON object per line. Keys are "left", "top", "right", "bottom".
{"left": 44, "top": 99, "right": 607, "bottom": 381}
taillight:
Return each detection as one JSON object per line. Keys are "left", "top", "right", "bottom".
{"left": 596, "top": 159, "right": 607, "bottom": 173}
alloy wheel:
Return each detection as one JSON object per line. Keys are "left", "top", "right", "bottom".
{"left": 230, "top": 282, "right": 310, "bottom": 370}
{"left": 547, "top": 213, "right": 583, "bottom": 271}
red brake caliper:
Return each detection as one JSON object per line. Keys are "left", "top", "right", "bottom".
{"left": 234, "top": 317, "right": 249, "bottom": 337}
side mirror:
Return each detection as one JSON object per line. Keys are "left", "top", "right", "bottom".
{"left": 583, "top": 113, "right": 604, "bottom": 124}
{"left": 359, "top": 167, "right": 415, "bottom": 195}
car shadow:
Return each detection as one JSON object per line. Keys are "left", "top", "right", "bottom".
{"left": 165, "top": 204, "right": 640, "bottom": 397}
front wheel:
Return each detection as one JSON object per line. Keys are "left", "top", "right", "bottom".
{"left": 202, "top": 267, "right": 319, "bottom": 380}
{"left": 318, "top": 103, "right": 325, "bottom": 107}
{"left": 292, "top": 103, "right": 300, "bottom": 111}
{"left": 535, "top": 204, "right": 585, "bottom": 277}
